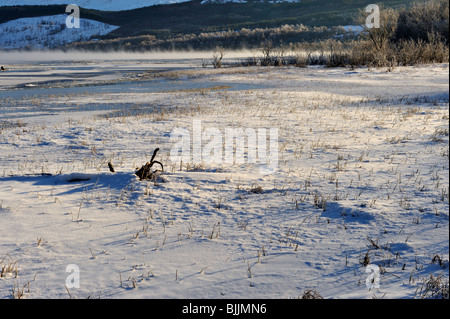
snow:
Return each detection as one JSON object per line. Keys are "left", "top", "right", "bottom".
{"left": 0, "top": 0, "right": 191, "bottom": 11}
{"left": 0, "top": 53, "right": 448, "bottom": 299}
{"left": 0, "top": 15, "right": 119, "bottom": 49}
{"left": 339, "top": 25, "right": 364, "bottom": 34}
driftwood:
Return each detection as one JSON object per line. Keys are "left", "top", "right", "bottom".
{"left": 135, "top": 148, "right": 164, "bottom": 180}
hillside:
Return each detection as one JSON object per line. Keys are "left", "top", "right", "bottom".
{"left": 0, "top": 15, "right": 118, "bottom": 49}
{"left": 1, "top": 0, "right": 418, "bottom": 39}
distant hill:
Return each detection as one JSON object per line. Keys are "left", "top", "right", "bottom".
{"left": 0, "top": 0, "right": 191, "bottom": 11}
{"left": 0, "top": 15, "right": 119, "bottom": 49}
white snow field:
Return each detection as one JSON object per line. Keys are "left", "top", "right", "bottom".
{"left": 0, "top": 53, "right": 448, "bottom": 299}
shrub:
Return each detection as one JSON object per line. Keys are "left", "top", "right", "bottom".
{"left": 395, "top": 0, "right": 449, "bottom": 44}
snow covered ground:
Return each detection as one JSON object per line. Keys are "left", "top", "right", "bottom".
{"left": 0, "top": 15, "right": 119, "bottom": 50}
{"left": 0, "top": 54, "right": 448, "bottom": 299}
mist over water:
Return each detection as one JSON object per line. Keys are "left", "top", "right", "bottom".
{"left": 0, "top": 49, "right": 258, "bottom": 65}
{"left": 0, "top": 48, "right": 266, "bottom": 122}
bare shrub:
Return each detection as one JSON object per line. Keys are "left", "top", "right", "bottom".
{"left": 212, "top": 46, "right": 225, "bottom": 68}
{"left": 415, "top": 273, "right": 449, "bottom": 299}
{"left": 396, "top": 32, "right": 450, "bottom": 65}
{"left": 299, "top": 289, "right": 324, "bottom": 299}
{"left": 395, "top": 0, "right": 449, "bottom": 44}
{"left": 260, "top": 39, "right": 274, "bottom": 66}
{"left": 358, "top": 6, "right": 399, "bottom": 54}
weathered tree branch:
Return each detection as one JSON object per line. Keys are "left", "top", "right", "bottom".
{"left": 135, "top": 148, "right": 164, "bottom": 180}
